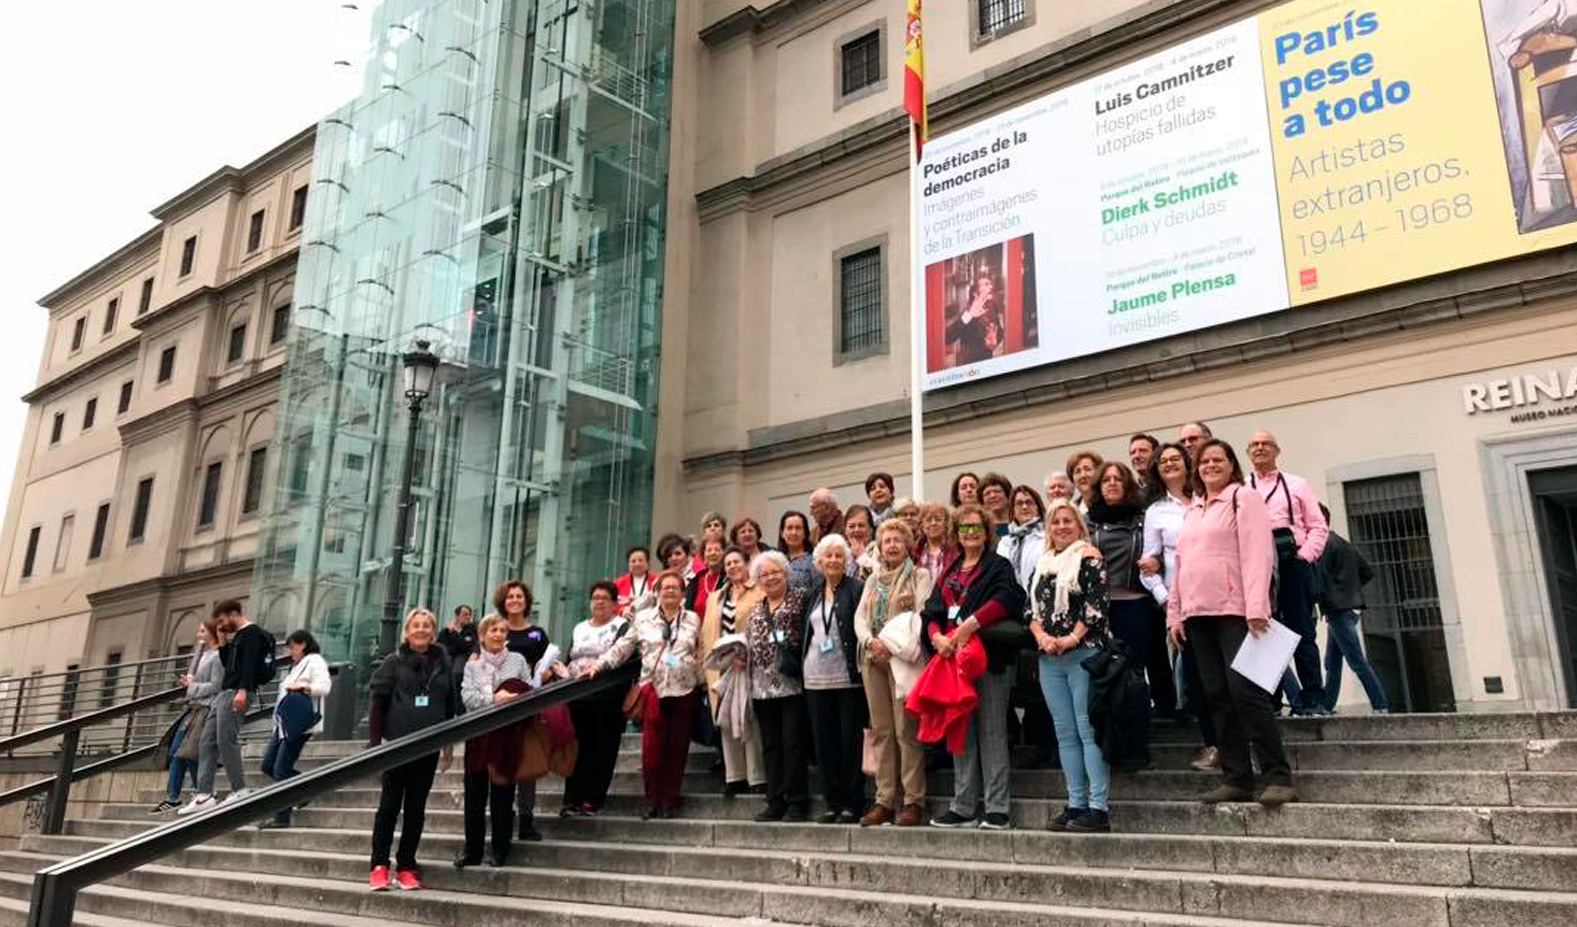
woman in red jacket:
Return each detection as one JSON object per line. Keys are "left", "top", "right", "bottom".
{"left": 1166, "top": 439, "right": 1294, "bottom": 807}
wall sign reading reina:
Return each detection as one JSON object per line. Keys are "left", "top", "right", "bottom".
{"left": 919, "top": 0, "right": 1577, "bottom": 391}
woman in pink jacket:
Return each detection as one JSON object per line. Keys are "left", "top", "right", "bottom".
{"left": 1165, "top": 439, "right": 1294, "bottom": 807}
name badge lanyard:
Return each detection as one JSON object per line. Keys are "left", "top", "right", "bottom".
{"left": 415, "top": 659, "right": 443, "bottom": 708}
{"left": 818, "top": 596, "right": 838, "bottom": 653}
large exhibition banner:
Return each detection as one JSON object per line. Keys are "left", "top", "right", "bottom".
{"left": 919, "top": 0, "right": 1577, "bottom": 392}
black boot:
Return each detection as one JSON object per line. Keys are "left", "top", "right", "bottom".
{"left": 518, "top": 813, "right": 542, "bottom": 842}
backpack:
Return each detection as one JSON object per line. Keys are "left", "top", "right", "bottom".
{"left": 255, "top": 627, "right": 280, "bottom": 686}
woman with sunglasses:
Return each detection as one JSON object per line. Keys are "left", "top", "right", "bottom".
{"left": 922, "top": 503, "right": 1026, "bottom": 830}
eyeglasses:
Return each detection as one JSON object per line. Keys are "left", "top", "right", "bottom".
{"left": 956, "top": 524, "right": 987, "bottom": 536}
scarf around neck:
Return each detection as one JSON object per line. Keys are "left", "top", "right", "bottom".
{"left": 1035, "top": 539, "right": 1093, "bottom": 622}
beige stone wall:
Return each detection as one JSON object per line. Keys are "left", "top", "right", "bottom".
{"left": 0, "top": 767, "right": 166, "bottom": 849}
{"left": 0, "top": 133, "right": 311, "bottom": 678}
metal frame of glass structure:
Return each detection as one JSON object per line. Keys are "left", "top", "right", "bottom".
{"left": 251, "top": 0, "right": 674, "bottom": 675}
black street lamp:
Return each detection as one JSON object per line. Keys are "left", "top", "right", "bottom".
{"left": 379, "top": 338, "right": 441, "bottom": 657}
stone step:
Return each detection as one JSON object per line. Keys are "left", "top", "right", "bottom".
{"left": 0, "top": 862, "right": 751, "bottom": 927}
{"left": 5, "top": 836, "right": 1575, "bottom": 927}
{"left": 93, "top": 791, "right": 1577, "bottom": 846}
{"left": 271, "top": 735, "right": 1575, "bottom": 774}
{"left": 47, "top": 817, "right": 1577, "bottom": 892}
{"left": 0, "top": 893, "right": 159, "bottom": 927}
{"left": 135, "top": 766, "right": 1577, "bottom": 810}
{"left": 247, "top": 711, "right": 1577, "bottom": 759}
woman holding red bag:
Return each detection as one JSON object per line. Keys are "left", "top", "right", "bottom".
{"left": 919, "top": 503, "right": 1025, "bottom": 831}
{"left": 454, "top": 614, "right": 530, "bottom": 869}
{"left": 583, "top": 570, "right": 701, "bottom": 819}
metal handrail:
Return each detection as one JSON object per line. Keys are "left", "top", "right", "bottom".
{"left": 0, "top": 699, "right": 280, "bottom": 809}
{"left": 0, "top": 687, "right": 184, "bottom": 756}
{"left": 0, "top": 654, "right": 193, "bottom": 747}
{"left": 27, "top": 661, "right": 638, "bottom": 927}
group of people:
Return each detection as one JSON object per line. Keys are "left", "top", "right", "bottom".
{"left": 582, "top": 424, "right": 1388, "bottom": 840}
{"left": 154, "top": 421, "right": 1390, "bottom": 892}
{"left": 157, "top": 599, "right": 331, "bottom": 830}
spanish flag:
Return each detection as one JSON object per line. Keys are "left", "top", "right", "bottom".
{"left": 904, "top": 0, "right": 926, "bottom": 158}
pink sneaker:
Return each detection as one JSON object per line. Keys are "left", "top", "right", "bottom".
{"left": 368, "top": 866, "right": 391, "bottom": 891}
{"left": 395, "top": 868, "right": 422, "bottom": 891}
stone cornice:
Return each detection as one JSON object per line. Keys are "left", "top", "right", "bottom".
{"left": 150, "top": 125, "right": 316, "bottom": 221}
{"left": 117, "top": 398, "right": 201, "bottom": 447}
{"left": 20, "top": 341, "right": 141, "bottom": 404}
{"left": 682, "top": 247, "right": 1577, "bottom": 473}
{"left": 87, "top": 557, "right": 254, "bottom": 609}
{"left": 696, "top": 0, "right": 1249, "bottom": 220}
{"left": 699, "top": 0, "right": 832, "bottom": 46}
{"left": 198, "top": 365, "right": 283, "bottom": 413}
{"left": 36, "top": 228, "right": 162, "bottom": 309}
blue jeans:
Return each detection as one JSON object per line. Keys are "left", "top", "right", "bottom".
{"left": 261, "top": 729, "right": 312, "bottom": 823}
{"left": 1038, "top": 650, "right": 1109, "bottom": 812}
{"left": 1323, "top": 610, "right": 1390, "bottom": 711}
{"left": 166, "top": 723, "right": 199, "bottom": 802}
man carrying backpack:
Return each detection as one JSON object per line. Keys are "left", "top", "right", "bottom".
{"left": 215, "top": 599, "right": 274, "bottom": 803}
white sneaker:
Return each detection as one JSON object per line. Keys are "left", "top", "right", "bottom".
{"left": 176, "top": 794, "right": 213, "bottom": 816}
{"left": 220, "top": 788, "right": 255, "bottom": 805}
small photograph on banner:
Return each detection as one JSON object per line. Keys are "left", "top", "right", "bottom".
{"left": 923, "top": 233, "right": 1039, "bottom": 376}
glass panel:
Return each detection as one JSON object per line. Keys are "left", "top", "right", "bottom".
{"left": 253, "top": 0, "right": 674, "bottom": 693}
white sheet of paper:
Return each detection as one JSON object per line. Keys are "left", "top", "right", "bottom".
{"left": 1230, "top": 618, "right": 1300, "bottom": 694}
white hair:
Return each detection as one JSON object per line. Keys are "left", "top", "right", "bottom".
{"left": 809, "top": 487, "right": 838, "bottom": 506}
{"left": 749, "top": 550, "right": 791, "bottom": 585}
{"left": 812, "top": 533, "right": 852, "bottom": 570}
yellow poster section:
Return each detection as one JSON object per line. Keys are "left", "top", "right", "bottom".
{"left": 1260, "top": 0, "right": 1577, "bottom": 306}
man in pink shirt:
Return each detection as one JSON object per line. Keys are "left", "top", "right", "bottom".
{"left": 1247, "top": 431, "right": 1330, "bottom": 715}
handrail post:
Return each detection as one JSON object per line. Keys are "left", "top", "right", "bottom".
{"left": 123, "top": 664, "right": 147, "bottom": 751}
{"left": 26, "top": 870, "right": 73, "bottom": 927}
{"left": 10, "top": 676, "right": 28, "bottom": 738}
{"left": 42, "top": 729, "right": 79, "bottom": 836}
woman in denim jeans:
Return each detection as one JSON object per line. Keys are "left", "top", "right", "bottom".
{"left": 152, "top": 618, "right": 222, "bottom": 814}
{"left": 1030, "top": 500, "right": 1113, "bottom": 833}
{"left": 257, "top": 630, "right": 331, "bottom": 829}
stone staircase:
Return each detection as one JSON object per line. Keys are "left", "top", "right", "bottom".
{"left": 0, "top": 712, "right": 1574, "bottom": 927}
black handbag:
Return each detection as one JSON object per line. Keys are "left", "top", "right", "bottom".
{"left": 776, "top": 639, "right": 803, "bottom": 680}
{"left": 978, "top": 616, "right": 1034, "bottom": 653}
{"left": 690, "top": 686, "right": 718, "bottom": 746}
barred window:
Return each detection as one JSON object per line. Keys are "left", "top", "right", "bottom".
{"left": 839, "top": 247, "right": 884, "bottom": 355}
{"left": 841, "top": 30, "right": 882, "bottom": 97}
{"left": 978, "top": 0, "right": 1029, "bottom": 36}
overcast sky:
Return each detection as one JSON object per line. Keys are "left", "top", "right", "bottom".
{"left": 0, "top": 1, "right": 370, "bottom": 505}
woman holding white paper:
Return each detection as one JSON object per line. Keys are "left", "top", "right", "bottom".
{"left": 1165, "top": 438, "right": 1294, "bottom": 807}
{"left": 854, "top": 518, "right": 933, "bottom": 827}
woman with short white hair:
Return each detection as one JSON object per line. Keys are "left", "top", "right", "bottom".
{"left": 803, "top": 534, "right": 868, "bottom": 824}
{"left": 743, "top": 550, "right": 810, "bottom": 821}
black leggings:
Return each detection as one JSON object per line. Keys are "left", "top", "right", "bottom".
{"left": 565, "top": 692, "right": 628, "bottom": 810}
{"left": 370, "top": 753, "right": 439, "bottom": 870}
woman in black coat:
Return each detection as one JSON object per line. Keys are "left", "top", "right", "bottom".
{"left": 367, "top": 608, "right": 457, "bottom": 891}
{"left": 800, "top": 534, "right": 867, "bottom": 824}
{"left": 1086, "top": 461, "right": 1157, "bottom": 769}
{"left": 920, "top": 504, "right": 1026, "bottom": 830}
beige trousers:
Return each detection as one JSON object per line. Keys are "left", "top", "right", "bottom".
{"left": 722, "top": 720, "right": 766, "bottom": 786}
{"left": 862, "top": 658, "right": 925, "bottom": 809}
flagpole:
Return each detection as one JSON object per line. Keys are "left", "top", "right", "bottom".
{"left": 908, "top": 119, "right": 926, "bottom": 502}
